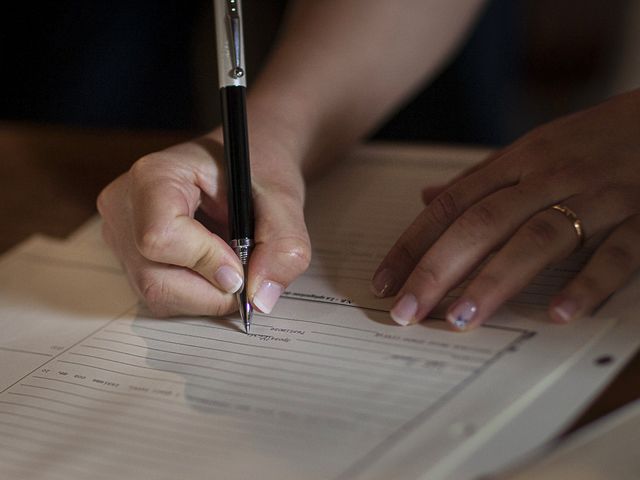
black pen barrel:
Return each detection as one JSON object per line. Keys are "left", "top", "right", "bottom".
{"left": 220, "top": 85, "right": 254, "bottom": 240}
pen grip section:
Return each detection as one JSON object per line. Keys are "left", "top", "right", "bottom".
{"left": 221, "top": 86, "right": 254, "bottom": 241}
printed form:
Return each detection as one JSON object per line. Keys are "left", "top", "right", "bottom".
{"left": 0, "top": 144, "right": 635, "bottom": 480}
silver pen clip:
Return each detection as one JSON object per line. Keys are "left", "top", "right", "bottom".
{"left": 225, "top": 0, "right": 244, "bottom": 79}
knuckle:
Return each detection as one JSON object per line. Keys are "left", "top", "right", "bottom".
{"left": 128, "top": 154, "right": 158, "bottom": 181}
{"left": 96, "top": 188, "right": 109, "bottom": 216}
{"left": 456, "top": 204, "right": 497, "bottom": 237}
{"left": 128, "top": 153, "right": 176, "bottom": 189}
{"left": 191, "top": 247, "right": 217, "bottom": 272}
{"left": 429, "top": 191, "right": 460, "bottom": 227}
{"left": 275, "top": 235, "right": 312, "bottom": 273}
{"left": 135, "top": 223, "right": 173, "bottom": 261}
{"left": 522, "top": 217, "right": 560, "bottom": 251}
{"left": 396, "top": 238, "right": 424, "bottom": 267}
{"left": 411, "top": 262, "right": 441, "bottom": 290}
{"left": 96, "top": 179, "right": 120, "bottom": 217}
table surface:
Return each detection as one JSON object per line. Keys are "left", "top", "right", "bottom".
{"left": 1, "top": 122, "right": 638, "bottom": 436}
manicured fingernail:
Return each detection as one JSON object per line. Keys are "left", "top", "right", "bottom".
{"left": 391, "top": 294, "right": 418, "bottom": 326}
{"left": 551, "top": 298, "right": 579, "bottom": 323}
{"left": 372, "top": 268, "right": 395, "bottom": 297}
{"left": 214, "top": 265, "right": 244, "bottom": 294}
{"left": 447, "top": 299, "right": 477, "bottom": 331}
{"left": 252, "top": 280, "right": 284, "bottom": 314}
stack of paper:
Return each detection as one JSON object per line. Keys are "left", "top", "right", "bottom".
{"left": 0, "top": 144, "right": 637, "bottom": 479}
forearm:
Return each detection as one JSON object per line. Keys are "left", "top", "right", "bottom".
{"left": 247, "top": 0, "right": 487, "bottom": 175}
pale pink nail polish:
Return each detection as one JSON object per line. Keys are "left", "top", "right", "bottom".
{"left": 391, "top": 294, "right": 418, "bottom": 326}
{"left": 447, "top": 299, "right": 477, "bottom": 331}
{"left": 252, "top": 280, "right": 284, "bottom": 314}
{"left": 372, "top": 268, "right": 395, "bottom": 298}
{"left": 214, "top": 266, "right": 244, "bottom": 294}
{"left": 551, "top": 298, "right": 579, "bottom": 323}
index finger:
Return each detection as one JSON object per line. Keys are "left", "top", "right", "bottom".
{"left": 129, "top": 156, "right": 245, "bottom": 295}
{"left": 372, "top": 157, "right": 520, "bottom": 298}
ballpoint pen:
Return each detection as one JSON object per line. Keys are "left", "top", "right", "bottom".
{"left": 214, "top": 0, "right": 254, "bottom": 334}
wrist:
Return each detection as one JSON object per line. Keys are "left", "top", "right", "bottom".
{"left": 246, "top": 90, "right": 316, "bottom": 174}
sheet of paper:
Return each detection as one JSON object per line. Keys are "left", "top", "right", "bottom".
{"left": 0, "top": 144, "right": 637, "bottom": 480}
{"left": 492, "top": 398, "right": 640, "bottom": 480}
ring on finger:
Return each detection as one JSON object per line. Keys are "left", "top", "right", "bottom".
{"left": 551, "top": 204, "right": 585, "bottom": 248}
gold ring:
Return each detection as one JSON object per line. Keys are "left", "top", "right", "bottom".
{"left": 551, "top": 204, "right": 585, "bottom": 248}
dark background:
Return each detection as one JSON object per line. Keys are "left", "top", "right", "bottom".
{"left": 0, "top": 0, "right": 634, "bottom": 146}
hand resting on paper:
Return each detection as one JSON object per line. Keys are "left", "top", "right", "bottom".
{"left": 97, "top": 129, "right": 311, "bottom": 317}
{"left": 373, "top": 88, "right": 640, "bottom": 331}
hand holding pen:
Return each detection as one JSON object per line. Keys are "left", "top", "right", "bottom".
{"left": 95, "top": 1, "right": 311, "bottom": 325}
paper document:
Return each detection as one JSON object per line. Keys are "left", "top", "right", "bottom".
{"left": 493, "top": 398, "right": 640, "bottom": 480}
{"left": 0, "top": 144, "right": 638, "bottom": 480}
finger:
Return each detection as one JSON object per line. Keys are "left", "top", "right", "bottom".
{"left": 444, "top": 206, "right": 581, "bottom": 330}
{"left": 444, "top": 191, "right": 635, "bottom": 330}
{"left": 420, "top": 149, "right": 512, "bottom": 206}
{"left": 419, "top": 144, "right": 525, "bottom": 206}
{"left": 389, "top": 181, "right": 557, "bottom": 325}
{"left": 129, "top": 162, "right": 244, "bottom": 295}
{"left": 391, "top": 162, "right": 628, "bottom": 327}
{"left": 549, "top": 214, "right": 640, "bottom": 323}
{"left": 389, "top": 169, "right": 597, "bottom": 327}
{"left": 102, "top": 218, "right": 237, "bottom": 317}
{"left": 372, "top": 156, "right": 521, "bottom": 298}
{"left": 421, "top": 185, "right": 446, "bottom": 205}
{"left": 129, "top": 262, "right": 236, "bottom": 317}
{"left": 248, "top": 186, "right": 311, "bottom": 314}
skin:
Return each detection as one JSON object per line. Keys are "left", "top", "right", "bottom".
{"left": 98, "top": 0, "right": 640, "bottom": 331}
{"left": 376, "top": 89, "right": 640, "bottom": 330}
{"left": 98, "top": 131, "right": 310, "bottom": 317}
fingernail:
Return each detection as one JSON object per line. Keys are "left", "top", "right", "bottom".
{"left": 214, "top": 265, "right": 244, "bottom": 294}
{"left": 447, "top": 299, "right": 477, "bottom": 331}
{"left": 551, "top": 298, "right": 579, "bottom": 323}
{"left": 372, "top": 268, "right": 395, "bottom": 297}
{"left": 391, "top": 294, "right": 418, "bottom": 326}
{"left": 253, "top": 280, "right": 284, "bottom": 314}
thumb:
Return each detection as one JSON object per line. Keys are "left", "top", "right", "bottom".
{"left": 247, "top": 186, "right": 311, "bottom": 314}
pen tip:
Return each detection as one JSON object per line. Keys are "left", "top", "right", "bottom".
{"left": 237, "top": 290, "right": 253, "bottom": 335}
{"left": 244, "top": 303, "right": 253, "bottom": 334}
